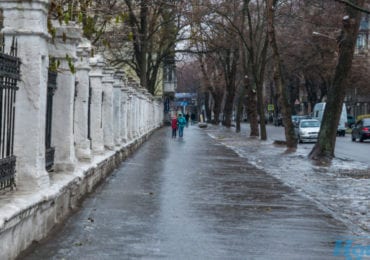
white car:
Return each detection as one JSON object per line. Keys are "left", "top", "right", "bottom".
{"left": 295, "top": 119, "right": 321, "bottom": 143}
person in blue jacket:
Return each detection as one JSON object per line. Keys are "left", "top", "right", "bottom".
{"left": 177, "top": 114, "right": 187, "bottom": 137}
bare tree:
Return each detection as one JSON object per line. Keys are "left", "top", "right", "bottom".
{"left": 267, "top": 0, "right": 297, "bottom": 149}
{"left": 101, "top": 0, "right": 187, "bottom": 94}
{"left": 309, "top": 0, "right": 365, "bottom": 161}
{"left": 198, "top": 54, "right": 225, "bottom": 124}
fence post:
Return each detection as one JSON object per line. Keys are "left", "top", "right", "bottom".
{"left": 45, "top": 70, "right": 57, "bottom": 171}
{"left": 113, "top": 71, "right": 123, "bottom": 146}
{"left": 1, "top": 0, "right": 50, "bottom": 189}
{"left": 133, "top": 86, "right": 141, "bottom": 139}
{"left": 74, "top": 39, "right": 92, "bottom": 161}
{"left": 126, "top": 87, "right": 134, "bottom": 142}
{"left": 102, "top": 67, "right": 115, "bottom": 150}
{"left": 121, "top": 85, "right": 129, "bottom": 144}
{"left": 89, "top": 55, "right": 105, "bottom": 154}
{"left": 48, "top": 21, "right": 81, "bottom": 172}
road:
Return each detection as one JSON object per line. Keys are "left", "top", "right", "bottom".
{"left": 267, "top": 125, "right": 369, "bottom": 165}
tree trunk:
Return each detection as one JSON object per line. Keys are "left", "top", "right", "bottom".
{"left": 247, "top": 87, "right": 259, "bottom": 137}
{"left": 206, "top": 106, "right": 212, "bottom": 123}
{"left": 213, "top": 97, "right": 222, "bottom": 125}
{"left": 256, "top": 80, "right": 267, "bottom": 140}
{"left": 210, "top": 90, "right": 224, "bottom": 125}
{"left": 235, "top": 86, "right": 246, "bottom": 133}
{"left": 221, "top": 48, "right": 239, "bottom": 128}
{"left": 223, "top": 90, "right": 235, "bottom": 127}
{"left": 267, "top": 0, "right": 297, "bottom": 149}
{"left": 204, "top": 92, "right": 212, "bottom": 123}
{"left": 309, "top": 0, "right": 364, "bottom": 161}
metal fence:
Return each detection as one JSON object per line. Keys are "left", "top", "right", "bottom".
{"left": 45, "top": 70, "right": 57, "bottom": 171}
{"left": 88, "top": 85, "right": 92, "bottom": 140}
{"left": 0, "top": 37, "right": 20, "bottom": 190}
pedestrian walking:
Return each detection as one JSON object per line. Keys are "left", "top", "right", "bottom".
{"left": 185, "top": 113, "right": 190, "bottom": 127}
{"left": 191, "top": 113, "right": 196, "bottom": 125}
{"left": 171, "top": 114, "right": 178, "bottom": 138}
{"left": 177, "top": 113, "right": 187, "bottom": 137}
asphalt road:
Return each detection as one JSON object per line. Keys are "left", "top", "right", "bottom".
{"left": 267, "top": 124, "right": 370, "bottom": 165}
{"left": 19, "top": 126, "right": 355, "bottom": 260}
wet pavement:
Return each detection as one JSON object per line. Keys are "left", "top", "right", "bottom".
{"left": 206, "top": 124, "right": 370, "bottom": 235}
{"left": 20, "top": 126, "right": 357, "bottom": 259}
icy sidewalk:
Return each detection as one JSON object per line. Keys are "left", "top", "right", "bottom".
{"left": 205, "top": 125, "right": 370, "bottom": 235}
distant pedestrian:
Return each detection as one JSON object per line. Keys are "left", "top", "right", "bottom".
{"left": 185, "top": 113, "right": 190, "bottom": 127}
{"left": 177, "top": 114, "right": 187, "bottom": 137}
{"left": 191, "top": 113, "right": 196, "bottom": 125}
{"left": 171, "top": 114, "right": 178, "bottom": 138}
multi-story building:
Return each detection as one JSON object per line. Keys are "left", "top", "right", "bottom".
{"left": 345, "top": 14, "right": 370, "bottom": 119}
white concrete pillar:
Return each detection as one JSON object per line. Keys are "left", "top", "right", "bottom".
{"left": 138, "top": 95, "right": 142, "bottom": 136}
{"left": 147, "top": 94, "right": 153, "bottom": 132}
{"left": 135, "top": 88, "right": 142, "bottom": 138}
{"left": 102, "top": 67, "right": 115, "bottom": 150}
{"left": 74, "top": 39, "right": 92, "bottom": 161}
{"left": 127, "top": 88, "right": 135, "bottom": 141}
{"left": 153, "top": 101, "right": 157, "bottom": 129}
{"left": 125, "top": 88, "right": 132, "bottom": 141}
{"left": 49, "top": 22, "right": 81, "bottom": 172}
{"left": 142, "top": 95, "right": 147, "bottom": 134}
{"left": 144, "top": 91, "right": 152, "bottom": 133}
{"left": 137, "top": 94, "right": 143, "bottom": 136}
{"left": 133, "top": 93, "right": 139, "bottom": 139}
{"left": 120, "top": 87, "right": 129, "bottom": 143}
{"left": 142, "top": 92, "right": 147, "bottom": 133}
{"left": 89, "top": 55, "right": 105, "bottom": 154}
{"left": 156, "top": 98, "right": 164, "bottom": 127}
{"left": 1, "top": 0, "right": 50, "bottom": 189}
{"left": 113, "top": 71, "right": 123, "bottom": 146}
{"left": 148, "top": 97, "right": 153, "bottom": 131}
{"left": 143, "top": 95, "right": 148, "bottom": 134}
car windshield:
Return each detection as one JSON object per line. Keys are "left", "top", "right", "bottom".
{"left": 301, "top": 121, "right": 320, "bottom": 128}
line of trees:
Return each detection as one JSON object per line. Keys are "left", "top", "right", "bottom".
{"left": 50, "top": 0, "right": 369, "bottom": 162}
{"left": 178, "top": 0, "right": 369, "bottom": 162}
{"left": 49, "top": 0, "right": 187, "bottom": 95}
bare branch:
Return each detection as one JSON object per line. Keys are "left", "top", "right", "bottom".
{"left": 334, "top": 0, "right": 370, "bottom": 14}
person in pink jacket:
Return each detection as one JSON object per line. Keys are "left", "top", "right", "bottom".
{"left": 171, "top": 114, "right": 178, "bottom": 138}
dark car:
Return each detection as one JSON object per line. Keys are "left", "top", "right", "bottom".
{"left": 351, "top": 118, "right": 370, "bottom": 142}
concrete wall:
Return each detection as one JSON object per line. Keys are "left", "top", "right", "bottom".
{"left": 0, "top": 1, "right": 164, "bottom": 259}
{"left": 0, "top": 133, "right": 155, "bottom": 260}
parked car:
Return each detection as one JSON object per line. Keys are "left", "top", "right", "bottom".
{"left": 351, "top": 118, "right": 370, "bottom": 142}
{"left": 291, "top": 115, "right": 311, "bottom": 127}
{"left": 295, "top": 119, "right": 321, "bottom": 143}
{"left": 347, "top": 115, "right": 355, "bottom": 128}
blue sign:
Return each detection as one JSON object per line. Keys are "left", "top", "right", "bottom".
{"left": 174, "top": 101, "right": 188, "bottom": 107}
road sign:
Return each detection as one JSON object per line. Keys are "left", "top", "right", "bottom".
{"left": 267, "top": 104, "right": 274, "bottom": 111}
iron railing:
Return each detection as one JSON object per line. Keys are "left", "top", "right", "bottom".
{"left": 0, "top": 36, "right": 20, "bottom": 190}
{"left": 88, "top": 85, "right": 92, "bottom": 140}
{"left": 45, "top": 70, "right": 57, "bottom": 171}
